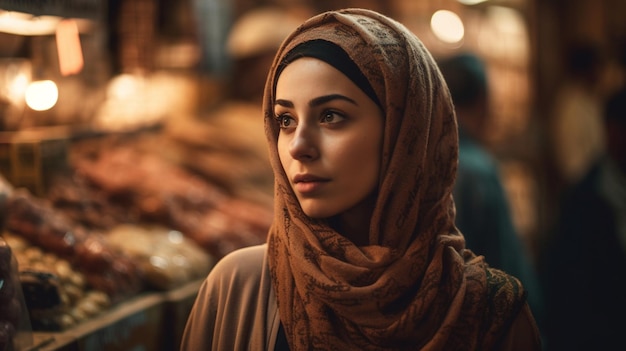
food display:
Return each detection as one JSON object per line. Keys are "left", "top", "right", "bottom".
{"left": 0, "top": 128, "right": 274, "bottom": 339}
{"left": 4, "top": 189, "right": 144, "bottom": 302}
{"left": 0, "top": 99, "right": 273, "bottom": 348}
{"left": 0, "top": 237, "right": 18, "bottom": 351}
{"left": 0, "top": 177, "right": 30, "bottom": 350}
{"left": 51, "top": 137, "right": 272, "bottom": 259}
{"left": 3, "top": 232, "right": 111, "bottom": 331}
{"left": 0, "top": 236, "right": 31, "bottom": 351}
{"left": 0, "top": 1, "right": 273, "bottom": 348}
{"left": 107, "top": 224, "right": 213, "bottom": 291}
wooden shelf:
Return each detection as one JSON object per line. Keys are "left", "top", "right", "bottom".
{"left": 24, "top": 279, "right": 202, "bottom": 351}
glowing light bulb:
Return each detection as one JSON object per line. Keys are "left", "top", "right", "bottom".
{"left": 25, "top": 80, "right": 58, "bottom": 111}
{"left": 430, "top": 10, "right": 465, "bottom": 44}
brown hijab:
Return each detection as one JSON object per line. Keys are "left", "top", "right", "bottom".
{"left": 263, "top": 8, "right": 526, "bottom": 350}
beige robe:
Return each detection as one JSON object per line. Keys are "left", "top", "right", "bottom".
{"left": 180, "top": 244, "right": 541, "bottom": 351}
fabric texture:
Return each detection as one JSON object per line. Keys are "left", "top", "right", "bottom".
{"left": 179, "top": 244, "right": 540, "bottom": 351}
{"left": 179, "top": 245, "right": 280, "bottom": 350}
{"left": 262, "top": 8, "right": 535, "bottom": 351}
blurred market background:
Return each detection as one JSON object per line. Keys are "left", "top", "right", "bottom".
{"left": 0, "top": 0, "right": 624, "bottom": 350}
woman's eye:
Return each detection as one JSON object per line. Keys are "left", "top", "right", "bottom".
{"left": 276, "top": 114, "right": 295, "bottom": 129}
{"left": 321, "top": 110, "right": 345, "bottom": 124}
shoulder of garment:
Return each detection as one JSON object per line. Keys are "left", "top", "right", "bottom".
{"left": 495, "top": 303, "right": 542, "bottom": 351}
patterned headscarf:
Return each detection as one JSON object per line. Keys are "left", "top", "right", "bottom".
{"left": 263, "top": 8, "right": 526, "bottom": 350}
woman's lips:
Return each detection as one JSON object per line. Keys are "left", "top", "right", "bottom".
{"left": 293, "top": 174, "right": 329, "bottom": 194}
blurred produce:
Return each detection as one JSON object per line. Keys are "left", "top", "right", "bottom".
{"left": 4, "top": 189, "right": 144, "bottom": 302}
{"left": 0, "top": 175, "right": 31, "bottom": 350}
{"left": 164, "top": 102, "right": 274, "bottom": 209}
{"left": 0, "top": 235, "right": 32, "bottom": 351}
{"left": 0, "top": 81, "right": 275, "bottom": 340}
{"left": 47, "top": 133, "right": 273, "bottom": 259}
{"left": 0, "top": 122, "right": 272, "bottom": 335}
{"left": 0, "top": 237, "right": 19, "bottom": 351}
{"left": 107, "top": 224, "right": 213, "bottom": 291}
{"left": 4, "top": 232, "right": 111, "bottom": 331}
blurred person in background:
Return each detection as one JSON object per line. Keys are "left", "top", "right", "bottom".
{"left": 191, "top": 0, "right": 232, "bottom": 77}
{"left": 551, "top": 42, "right": 607, "bottom": 188}
{"left": 540, "top": 85, "right": 626, "bottom": 351}
{"left": 438, "top": 53, "right": 545, "bottom": 331}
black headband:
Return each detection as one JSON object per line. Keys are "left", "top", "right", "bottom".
{"left": 275, "top": 39, "right": 382, "bottom": 109}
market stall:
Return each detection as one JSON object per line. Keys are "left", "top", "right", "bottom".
{"left": 0, "top": 1, "right": 277, "bottom": 350}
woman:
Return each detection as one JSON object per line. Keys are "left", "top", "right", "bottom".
{"left": 180, "top": 8, "right": 541, "bottom": 351}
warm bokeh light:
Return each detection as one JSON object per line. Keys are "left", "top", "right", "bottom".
{"left": 25, "top": 80, "right": 58, "bottom": 111}
{"left": 5, "top": 70, "right": 29, "bottom": 105}
{"left": 56, "top": 19, "right": 84, "bottom": 76}
{"left": 0, "top": 10, "right": 60, "bottom": 35}
{"left": 107, "top": 74, "right": 141, "bottom": 100}
{"left": 457, "top": 0, "right": 489, "bottom": 5}
{"left": 430, "top": 10, "right": 465, "bottom": 44}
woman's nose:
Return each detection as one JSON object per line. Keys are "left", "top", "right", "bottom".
{"left": 289, "top": 126, "right": 319, "bottom": 161}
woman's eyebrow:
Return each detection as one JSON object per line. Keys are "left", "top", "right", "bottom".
{"left": 274, "top": 94, "right": 358, "bottom": 109}
{"left": 275, "top": 99, "right": 293, "bottom": 108}
{"left": 309, "top": 94, "right": 357, "bottom": 107}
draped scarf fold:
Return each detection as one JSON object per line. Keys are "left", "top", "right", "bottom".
{"left": 262, "top": 8, "right": 526, "bottom": 350}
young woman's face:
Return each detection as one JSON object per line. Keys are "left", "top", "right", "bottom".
{"left": 274, "top": 57, "right": 384, "bottom": 219}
